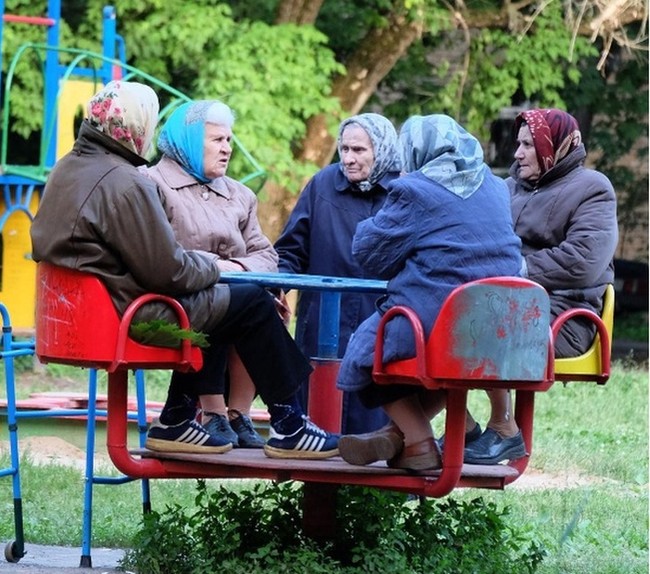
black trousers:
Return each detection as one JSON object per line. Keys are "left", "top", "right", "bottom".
{"left": 166, "top": 283, "right": 312, "bottom": 410}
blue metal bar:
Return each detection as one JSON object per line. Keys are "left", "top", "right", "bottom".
{"left": 220, "top": 272, "right": 387, "bottom": 293}
{"left": 102, "top": 6, "right": 116, "bottom": 81}
{"left": 43, "top": 0, "right": 60, "bottom": 169}
{"left": 318, "top": 292, "right": 341, "bottom": 358}
{"left": 219, "top": 272, "right": 388, "bottom": 359}
{"left": 0, "top": 303, "right": 26, "bottom": 560}
{"left": 80, "top": 369, "right": 98, "bottom": 566}
{"left": 135, "top": 370, "right": 152, "bottom": 513}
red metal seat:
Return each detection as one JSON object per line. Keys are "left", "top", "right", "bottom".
{"left": 35, "top": 262, "right": 203, "bottom": 373}
{"left": 372, "top": 276, "right": 555, "bottom": 492}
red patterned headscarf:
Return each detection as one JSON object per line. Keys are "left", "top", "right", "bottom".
{"left": 514, "top": 109, "right": 582, "bottom": 177}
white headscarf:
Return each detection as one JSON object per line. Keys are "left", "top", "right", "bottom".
{"left": 337, "top": 113, "right": 401, "bottom": 192}
{"left": 87, "top": 80, "right": 160, "bottom": 157}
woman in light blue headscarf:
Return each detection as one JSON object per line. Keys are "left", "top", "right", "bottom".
{"left": 336, "top": 114, "right": 522, "bottom": 471}
{"left": 143, "top": 100, "right": 279, "bottom": 450}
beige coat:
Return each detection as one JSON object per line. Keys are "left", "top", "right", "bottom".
{"left": 143, "top": 156, "right": 278, "bottom": 273}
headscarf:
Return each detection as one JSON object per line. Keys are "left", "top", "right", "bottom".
{"left": 514, "top": 108, "right": 582, "bottom": 177}
{"left": 399, "top": 114, "right": 486, "bottom": 199}
{"left": 157, "top": 100, "right": 235, "bottom": 184}
{"left": 86, "top": 80, "right": 159, "bottom": 157}
{"left": 337, "top": 113, "right": 401, "bottom": 192}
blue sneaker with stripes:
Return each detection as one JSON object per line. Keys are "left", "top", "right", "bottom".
{"left": 264, "top": 416, "right": 339, "bottom": 459}
{"left": 146, "top": 417, "right": 233, "bottom": 454}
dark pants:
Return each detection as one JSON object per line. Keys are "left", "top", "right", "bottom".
{"left": 165, "top": 284, "right": 312, "bottom": 415}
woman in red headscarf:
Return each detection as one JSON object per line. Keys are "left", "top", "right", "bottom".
{"left": 462, "top": 108, "right": 618, "bottom": 465}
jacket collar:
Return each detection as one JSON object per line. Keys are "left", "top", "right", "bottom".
{"left": 76, "top": 120, "right": 148, "bottom": 166}
{"left": 156, "top": 155, "right": 231, "bottom": 199}
{"left": 333, "top": 162, "right": 397, "bottom": 195}
{"left": 509, "top": 144, "right": 586, "bottom": 191}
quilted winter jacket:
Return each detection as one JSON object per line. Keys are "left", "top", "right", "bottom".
{"left": 508, "top": 144, "right": 617, "bottom": 356}
{"left": 30, "top": 120, "right": 230, "bottom": 332}
{"left": 337, "top": 169, "right": 522, "bottom": 392}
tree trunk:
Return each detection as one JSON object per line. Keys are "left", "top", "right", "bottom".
{"left": 298, "top": 12, "right": 424, "bottom": 167}
{"left": 275, "top": 0, "right": 324, "bottom": 24}
{"left": 261, "top": 2, "right": 425, "bottom": 238}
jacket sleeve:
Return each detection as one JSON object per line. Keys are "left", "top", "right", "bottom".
{"left": 101, "top": 175, "right": 221, "bottom": 295}
{"left": 352, "top": 184, "right": 419, "bottom": 279}
{"left": 229, "top": 193, "right": 278, "bottom": 272}
{"left": 274, "top": 180, "right": 314, "bottom": 274}
{"left": 524, "top": 171, "right": 618, "bottom": 290}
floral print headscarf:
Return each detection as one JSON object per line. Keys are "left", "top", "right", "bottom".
{"left": 399, "top": 114, "right": 486, "bottom": 199}
{"left": 514, "top": 108, "right": 582, "bottom": 177}
{"left": 86, "top": 80, "right": 159, "bottom": 157}
{"left": 337, "top": 113, "right": 401, "bottom": 192}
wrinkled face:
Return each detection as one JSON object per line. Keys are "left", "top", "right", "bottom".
{"left": 514, "top": 124, "right": 541, "bottom": 183}
{"left": 339, "top": 125, "right": 375, "bottom": 183}
{"left": 203, "top": 123, "right": 232, "bottom": 179}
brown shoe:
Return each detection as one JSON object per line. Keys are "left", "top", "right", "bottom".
{"left": 388, "top": 437, "right": 441, "bottom": 470}
{"left": 338, "top": 423, "right": 404, "bottom": 466}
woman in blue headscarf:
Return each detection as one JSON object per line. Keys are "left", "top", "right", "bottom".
{"left": 336, "top": 114, "right": 522, "bottom": 470}
{"left": 143, "top": 101, "right": 278, "bottom": 449}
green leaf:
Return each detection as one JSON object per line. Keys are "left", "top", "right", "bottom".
{"left": 130, "top": 320, "right": 209, "bottom": 349}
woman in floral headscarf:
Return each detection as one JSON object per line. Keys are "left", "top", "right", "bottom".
{"left": 33, "top": 83, "right": 339, "bottom": 459}
{"left": 335, "top": 114, "right": 521, "bottom": 470}
{"left": 463, "top": 108, "right": 618, "bottom": 466}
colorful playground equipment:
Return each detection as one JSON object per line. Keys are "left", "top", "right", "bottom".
{"left": 0, "top": 0, "right": 264, "bottom": 565}
{"left": 0, "top": 1, "right": 614, "bottom": 569}
{"left": 4, "top": 263, "right": 609, "bottom": 565}
{"left": 0, "top": 0, "right": 266, "bottom": 333}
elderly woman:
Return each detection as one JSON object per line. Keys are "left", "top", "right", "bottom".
{"left": 336, "top": 114, "right": 522, "bottom": 470}
{"left": 32, "top": 81, "right": 338, "bottom": 459}
{"left": 142, "top": 101, "right": 279, "bottom": 448}
{"left": 275, "top": 113, "right": 402, "bottom": 435}
{"left": 463, "top": 108, "right": 618, "bottom": 465}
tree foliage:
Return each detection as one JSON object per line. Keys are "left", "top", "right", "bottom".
{"left": 1, "top": 0, "right": 647, "bottom": 242}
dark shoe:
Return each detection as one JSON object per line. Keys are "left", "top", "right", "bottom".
{"left": 463, "top": 428, "right": 526, "bottom": 465}
{"left": 203, "top": 412, "right": 239, "bottom": 447}
{"left": 388, "top": 437, "right": 441, "bottom": 470}
{"left": 229, "top": 409, "right": 265, "bottom": 448}
{"left": 145, "top": 418, "right": 233, "bottom": 454}
{"left": 264, "top": 416, "right": 339, "bottom": 459}
{"left": 338, "top": 423, "right": 404, "bottom": 466}
{"left": 438, "top": 422, "right": 482, "bottom": 451}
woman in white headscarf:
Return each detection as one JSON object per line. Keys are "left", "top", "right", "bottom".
{"left": 274, "top": 112, "right": 402, "bottom": 436}
{"left": 336, "top": 114, "right": 522, "bottom": 470}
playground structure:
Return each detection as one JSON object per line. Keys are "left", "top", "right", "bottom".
{"left": 0, "top": 0, "right": 266, "bottom": 565}
{"left": 0, "top": 0, "right": 266, "bottom": 332}
{"left": 0, "top": 0, "right": 614, "bottom": 569}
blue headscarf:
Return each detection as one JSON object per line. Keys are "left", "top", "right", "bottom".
{"left": 157, "top": 101, "right": 227, "bottom": 183}
{"left": 399, "top": 114, "right": 486, "bottom": 198}
{"left": 337, "top": 113, "right": 401, "bottom": 192}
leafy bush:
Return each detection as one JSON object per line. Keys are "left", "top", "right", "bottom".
{"left": 119, "top": 481, "right": 546, "bottom": 574}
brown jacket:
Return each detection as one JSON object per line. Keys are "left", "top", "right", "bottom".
{"left": 30, "top": 120, "right": 231, "bottom": 331}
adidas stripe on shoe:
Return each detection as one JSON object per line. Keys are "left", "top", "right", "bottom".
{"left": 145, "top": 417, "right": 233, "bottom": 454}
{"left": 264, "top": 416, "right": 339, "bottom": 459}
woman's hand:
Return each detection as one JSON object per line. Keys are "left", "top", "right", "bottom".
{"left": 271, "top": 289, "right": 292, "bottom": 326}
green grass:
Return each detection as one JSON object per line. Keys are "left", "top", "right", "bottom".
{"left": 0, "top": 363, "right": 648, "bottom": 572}
{"left": 614, "top": 311, "right": 649, "bottom": 342}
